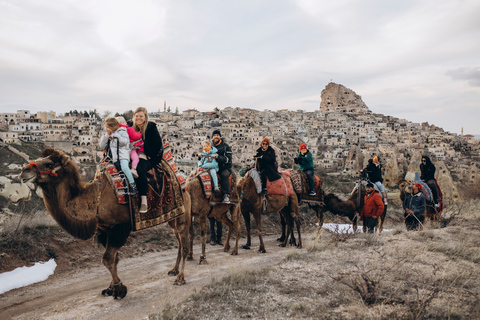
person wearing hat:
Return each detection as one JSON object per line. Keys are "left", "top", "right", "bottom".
{"left": 211, "top": 129, "right": 232, "bottom": 203}
{"left": 420, "top": 155, "right": 439, "bottom": 208}
{"left": 360, "top": 182, "right": 385, "bottom": 233}
{"left": 294, "top": 143, "right": 316, "bottom": 196}
{"left": 361, "top": 156, "right": 388, "bottom": 205}
{"left": 403, "top": 183, "right": 426, "bottom": 230}
{"left": 253, "top": 137, "right": 281, "bottom": 195}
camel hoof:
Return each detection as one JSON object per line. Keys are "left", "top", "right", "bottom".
{"left": 187, "top": 256, "right": 194, "bottom": 261}
{"left": 113, "top": 284, "right": 127, "bottom": 299}
{"left": 174, "top": 276, "right": 186, "bottom": 286}
{"left": 199, "top": 256, "right": 208, "bottom": 265}
{"left": 223, "top": 246, "right": 230, "bottom": 252}
{"left": 168, "top": 269, "right": 179, "bottom": 276}
{"left": 279, "top": 243, "right": 286, "bottom": 248}
{"left": 297, "top": 243, "right": 303, "bottom": 249}
{"left": 231, "top": 249, "right": 238, "bottom": 256}
{"left": 277, "top": 237, "right": 285, "bottom": 242}
{"left": 101, "top": 287, "right": 113, "bottom": 297}
{"left": 258, "top": 249, "right": 266, "bottom": 253}
{"left": 242, "top": 245, "right": 250, "bottom": 250}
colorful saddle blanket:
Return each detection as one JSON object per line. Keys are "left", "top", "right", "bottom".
{"left": 186, "top": 168, "right": 238, "bottom": 201}
{"left": 98, "top": 160, "right": 128, "bottom": 204}
{"left": 246, "top": 169, "right": 295, "bottom": 198}
{"left": 163, "top": 142, "right": 186, "bottom": 189}
{"left": 282, "top": 169, "right": 322, "bottom": 195}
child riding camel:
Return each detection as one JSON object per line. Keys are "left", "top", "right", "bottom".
{"left": 198, "top": 140, "right": 220, "bottom": 192}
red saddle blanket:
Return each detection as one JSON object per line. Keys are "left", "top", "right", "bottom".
{"left": 267, "top": 173, "right": 295, "bottom": 198}
{"left": 186, "top": 169, "right": 238, "bottom": 201}
{"left": 98, "top": 161, "right": 128, "bottom": 204}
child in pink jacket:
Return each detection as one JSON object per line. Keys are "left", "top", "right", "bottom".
{"left": 116, "top": 117, "right": 143, "bottom": 178}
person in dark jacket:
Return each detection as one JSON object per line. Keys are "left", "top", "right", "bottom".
{"left": 403, "top": 183, "right": 426, "bottom": 230}
{"left": 361, "top": 156, "right": 388, "bottom": 205}
{"left": 211, "top": 129, "right": 232, "bottom": 203}
{"left": 420, "top": 156, "right": 439, "bottom": 207}
{"left": 253, "top": 137, "right": 281, "bottom": 195}
{"left": 294, "top": 143, "right": 316, "bottom": 196}
{"left": 133, "top": 107, "right": 163, "bottom": 213}
{"left": 360, "top": 182, "right": 385, "bottom": 233}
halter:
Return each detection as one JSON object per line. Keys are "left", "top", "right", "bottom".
{"left": 28, "top": 158, "right": 62, "bottom": 178}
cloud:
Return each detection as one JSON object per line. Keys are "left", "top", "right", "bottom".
{"left": 446, "top": 67, "right": 480, "bottom": 87}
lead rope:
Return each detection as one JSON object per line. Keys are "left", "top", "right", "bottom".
{"left": 93, "top": 170, "right": 102, "bottom": 248}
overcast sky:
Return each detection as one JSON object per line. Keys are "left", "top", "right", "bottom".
{"left": 1, "top": 0, "right": 479, "bottom": 134}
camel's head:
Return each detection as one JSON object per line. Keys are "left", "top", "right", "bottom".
{"left": 20, "top": 148, "right": 71, "bottom": 186}
{"left": 397, "top": 179, "right": 411, "bottom": 193}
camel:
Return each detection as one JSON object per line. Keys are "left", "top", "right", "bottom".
{"left": 349, "top": 182, "right": 388, "bottom": 233}
{"left": 19, "top": 148, "right": 191, "bottom": 299}
{"left": 278, "top": 171, "right": 325, "bottom": 243}
{"left": 238, "top": 175, "right": 301, "bottom": 253}
{"left": 321, "top": 192, "right": 358, "bottom": 231}
{"left": 186, "top": 176, "right": 241, "bottom": 264}
{"left": 398, "top": 179, "right": 441, "bottom": 229}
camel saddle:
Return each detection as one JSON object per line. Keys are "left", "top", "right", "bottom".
{"left": 246, "top": 169, "right": 295, "bottom": 198}
{"left": 187, "top": 169, "right": 239, "bottom": 203}
{"left": 282, "top": 169, "right": 322, "bottom": 201}
{"left": 130, "top": 159, "right": 185, "bottom": 231}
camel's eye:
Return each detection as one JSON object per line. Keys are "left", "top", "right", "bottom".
{"left": 46, "top": 162, "right": 53, "bottom": 169}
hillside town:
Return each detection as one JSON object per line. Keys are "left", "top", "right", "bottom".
{"left": 1, "top": 83, "right": 479, "bottom": 192}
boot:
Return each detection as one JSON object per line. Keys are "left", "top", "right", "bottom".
{"left": 139, "top": 203, "right": 148, "bottom": 214}
{"left": 222, "top": 194, "right": 230, "bottom": 204}
{"left": 129, "top": 182, "right": 138, "bottom": 195}
{"left": 131, "top": 168, "right": 139, "bottom": 178}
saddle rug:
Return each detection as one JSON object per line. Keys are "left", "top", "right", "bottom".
{"left": 163, "top": 142, "right": 186, "bottom": 190}
{"left": 282, "top": 169, "right": 322, "bottom": 196}
{"left": 186, "top": 169, "right": 238, "bottom": 202}
{"left": 247, "top": 169, "right": 295, "bottom": 198}
{"left": 98, "top": 161, "right": 128, "bottom": 204}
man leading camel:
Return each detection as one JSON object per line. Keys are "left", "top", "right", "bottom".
{"left": 360, "top": 182, "right": 385, "bottom": 233}
{"left": 211, "top": 129, "right": 232, "bottom": 203}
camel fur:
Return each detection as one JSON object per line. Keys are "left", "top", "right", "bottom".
{"left": 238, "top": 176, "right": 301, "bottom": 253}
{"left": 20, "top": 148, "right": 191, "bottom": 299}
{"left": 186, "top": 176, "right": 241, "bottom": 264}
{"left": 321, "top": 192, "right": 358, "bottom": 231}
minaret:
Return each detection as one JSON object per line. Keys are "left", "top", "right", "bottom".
{"left": 164, "top": 101, "right": 166, "bottom": 112}
{"left": 461, "top": 127, "right": 463, "bottom": 137}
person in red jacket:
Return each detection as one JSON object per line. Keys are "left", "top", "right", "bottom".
{"left": 360, "top": 182, "right": 385, "bottom": 233}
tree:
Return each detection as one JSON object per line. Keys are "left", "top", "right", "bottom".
{"left": 175, "top": 107, "right": 179, "bottom": 114}
{"left": 83, "top": 111, "right": 89, "bottom": 118}
{"left": 167, "top": 106, "right": 171, "bottom": 113}
{"left": 123, "top": 110, "right": 134, "bottom": 121}
{"left": 103, "top": 111, "right": 112, "bottom": 119}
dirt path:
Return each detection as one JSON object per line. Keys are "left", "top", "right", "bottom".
{"left": 0, "top": 235, "right": 304, "bottom": 320}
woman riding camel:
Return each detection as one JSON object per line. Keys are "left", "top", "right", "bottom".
{"left": 420, "top": 155, "right": 439, "bottom": 208}
{"left": 362, "top": 156, "right": 388, "bottom": 205}
{"left": 253, "top": 137, "right": 281, "bottom": 195}
{"left": 133, "top": 107, "right": 163, "bottom": 213}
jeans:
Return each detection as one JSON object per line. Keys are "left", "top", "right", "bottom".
{"left": 425, "top": 179, "right": 439, "bottom": 204}
{"left": 209, "top": 217, "right": 223, "bottom": 241}
{"left": 304, "top": 170, "right": 315, "bottom": 192}
{"left": 218, "top": 169, "right": 231, "bottom": 195}
{"left": 120, "top": 159, "right": 135, "bottom": 184}
{"left": 208, "top": 168, "right": 219, "bottom": 190}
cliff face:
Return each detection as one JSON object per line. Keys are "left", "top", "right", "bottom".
{"left": 320, "top": 82, "right": 371, "bottom": 114}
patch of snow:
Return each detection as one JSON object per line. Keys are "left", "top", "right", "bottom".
{"left": 316, "top": 222, "right": 393, "bottom": 233}
{"left": 0, "top": 259, "right": 57, "bottom": 295}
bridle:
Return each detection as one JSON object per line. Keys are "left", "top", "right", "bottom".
{"left": 28, "top": 157, "right": 62, "bottom": 178}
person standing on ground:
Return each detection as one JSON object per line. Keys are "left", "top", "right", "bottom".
{"left": 360, "top": 182, "right": 385, "bottom": 233}
{"left": 403, "top": 183, "right": 426, "bottom": 231}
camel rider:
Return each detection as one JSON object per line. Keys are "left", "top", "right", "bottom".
{"left": 360, "top": 182, "right": 385, "bottom": 233}
{"left": 294, "top": 144, "right": 316, "bottom": 196}
{"left": 211, "top": 129, "right": 232, "bottom": 203}
{"left": 403, "top": 183, "right": 426, "bottom": 231}
{"left": 420, "top": 156, "right": 439, "bottom": 208}
{"left": 253, "top": 137, "right": 281, "bottom": 195}
{"left": 362, "top": 156, "right": 388, "bottom": 205}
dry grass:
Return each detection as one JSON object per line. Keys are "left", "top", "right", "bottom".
{"left": 152, "top": 217, "right": 480, "bottom": 320}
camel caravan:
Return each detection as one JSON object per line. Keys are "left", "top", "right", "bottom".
{"left": 19, "top": 117, "right": 444, "bottom": 299}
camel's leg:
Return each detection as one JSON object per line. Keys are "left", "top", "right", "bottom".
{"left": 173, "top": 222, "right": 188, "bottom": 285}
{"left": 242, "top": 208, "right": 252, "bottom": 250}
{"left": 230, "top": 205, "right": 241, "bottom": 256}
{"left": 101, "top": 241, "right": 127, "bottom": 299}
{"left": 168, "top": 229, "right": 182, "bottom": 276}
{"left": 199, "top": 215, "right": 208, "bottom": 264}
{"left": 254, "top": 213, "right": 266, "bottom": 253}
{"left": 294, "top": 216, "right": 302, "bottom": 249}
{"left": 218, "top": 213, "right": 234, "bottom": 253}
{"left": 277, "top": 213, "right": 286, "bottom": 242}
{"left": 187, "top": 216, "right": 194, "bottom": 261}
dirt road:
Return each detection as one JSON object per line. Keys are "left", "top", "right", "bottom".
{"left": 0, "top": 235, "right": 303, "bottom": 320}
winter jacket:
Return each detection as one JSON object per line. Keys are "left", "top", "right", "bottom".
{"left": 294, "top": 150, "right": 314, "bottom": 172}
{"left": 364, "top": 162, "right": 383, "bottom": 183}
{"left": 198, "top": 146, "right": 219, "bottom": 171}
{"left": 119, "top": 123, "right": 143, "bottom": 149}
{"left": 360, "top": 190, "right": 384, "bottom": 218}
{"left": 403, "top": 192, "right": 426, "bottom": 217}
{"left": 255, "top": 146, "right": 281, "bottom": 182}
{"left": 99, "top": 127, "right": 130, "bottom": 162}
{"left": 420, "top": 156, "right": 436, "bottom": 182}
{"left": 213, "top": 139, "right": 232, "bottom": 171}
{"left": 142, "top": 121, "right": 163, "bottom": 166}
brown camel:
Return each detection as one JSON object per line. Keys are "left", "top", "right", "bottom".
{"left": 19, "top": 148, "right": 191, "bottom": 299}
{"left": 186, "top": 176, "right": 241, "bottom": 264}
{"left": 278, "top": 171, "right": 325, "bottom": 243}
{"left": 238, "top": 175, "right": 301, "bottom": 253}
{"left": 321, "top": 192, "right": 358, "bottom": 231}
{"left": 349, "top": 182, "right": 388, "bottom": 233}
{"left": 398, "top": 179, "right": 441, "bottom": 228}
